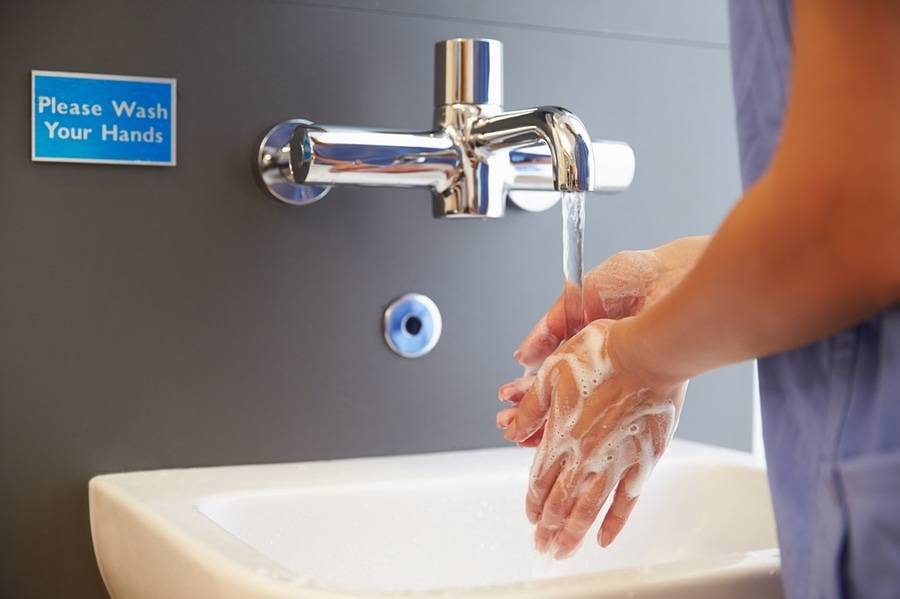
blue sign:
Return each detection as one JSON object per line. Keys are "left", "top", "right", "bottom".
{"left": 32, "top": 70, "right": 176, "bottom": 166}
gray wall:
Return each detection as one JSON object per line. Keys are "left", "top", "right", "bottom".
{"left": 0, "top": 1, "right": 749, "bottom": 597}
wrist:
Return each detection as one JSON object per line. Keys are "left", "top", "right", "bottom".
{"left": 607, "top": 316, "right": 689, "bottom": 390}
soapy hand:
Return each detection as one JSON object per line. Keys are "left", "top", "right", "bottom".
{"left": 497, "top": 238, "right": 704, "bottom": 447}
{"left": 503, "top": 319, "right": 686, "bottom": 558}
{"left": 511, "top": 239, "right": 707, "bottom": 372}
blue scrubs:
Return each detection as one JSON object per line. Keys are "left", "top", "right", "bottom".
{"left": 729, "top": 3, "right": 900, "bottom": 597}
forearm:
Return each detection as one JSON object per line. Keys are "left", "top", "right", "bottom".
{"left": 619, "top": 172, "right": 900, "bottom": 383}
{"left": 618, "top": 0, "right": 900, "bottom": 383}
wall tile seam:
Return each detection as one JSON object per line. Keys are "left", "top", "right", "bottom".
{"left": 265, "top": 0, "right": 730, "bottom": 51}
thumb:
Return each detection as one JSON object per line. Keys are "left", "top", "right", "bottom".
{"left": 514, "top": 295, "right": 566, "bottom": 370}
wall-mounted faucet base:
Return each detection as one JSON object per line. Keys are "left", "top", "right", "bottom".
{"left": 257, "top": 120, "right": 331, "bottom": 206}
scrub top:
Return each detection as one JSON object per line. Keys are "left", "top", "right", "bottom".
{"left": 729, "top": 2, "right": 900, "bottom": 597}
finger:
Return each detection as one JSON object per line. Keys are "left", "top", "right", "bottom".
{"left": 513, "top": 296, "right": 566, "bottom": 370}
{"left": 496, "top": 408, "right": 517, "bottom": 430}
{"left": 497, "top": 375, "right": 534, "bottom": 404}
{"left": 598, "top": 465, "right": 643, "bottom": 548}
{"left": 518, "top": 427, "right": 544, "bottom": 448}
{"left": 551, "top": 472, "right": 613, "bottom": 559}
{"left": 534, "top": 465, "right": 584, "bottom": 553}
{"left": 534, "top": 520, "right": 556, "bottom": 553}
{"left": 499, "top": 406, "right": 544, "bottom": 445}
{"left": 525, "top": 449, "right": 565, "bottom": 524}
{"left": 504, "top": 386, "right": 549, "bottom": 443}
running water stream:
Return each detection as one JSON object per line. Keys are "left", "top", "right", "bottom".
{"left": 527, "top": 190, "right": 585, "bottom": 575}
{"left": 531, "top": 191, "right": 584, "bottom": 578}
{"left": 561, "top": 191, "right": 586, "bottom": 340}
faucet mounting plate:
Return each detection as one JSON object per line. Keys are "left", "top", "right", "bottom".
{"left": 257, "top": 120, "right": 331, "bottom": 206}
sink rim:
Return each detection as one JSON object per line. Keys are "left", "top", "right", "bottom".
{"left": 89, "top": 440, "right": 780, "bottom": 598}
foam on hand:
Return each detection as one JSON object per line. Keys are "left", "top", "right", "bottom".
{"left": 584, "top": 250, "right": 662, "bottom": 320}
{"left": 524, "top": 320, "right": 684, "bottom": 558}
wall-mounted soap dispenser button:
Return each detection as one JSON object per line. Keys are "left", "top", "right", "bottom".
{"left": 383, "top": 294, "right": 442, "bottom": 359}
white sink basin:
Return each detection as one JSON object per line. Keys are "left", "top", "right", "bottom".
{"left": 89, "top": 440, "right": 781, "bottom": 598}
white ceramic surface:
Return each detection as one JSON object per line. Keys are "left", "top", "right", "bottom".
{"left": 89, "top": 440, "right": 782, "bottom": 598}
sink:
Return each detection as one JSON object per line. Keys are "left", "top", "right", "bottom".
{"left": 89, "top": 440, "right": 781, "bottom": 598}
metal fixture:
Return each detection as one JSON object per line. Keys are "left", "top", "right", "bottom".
{"left": 256, "top": 38, "right": 634, "bottom": 217}
{"left": 383, "top": 293, "right": 442, "bottom": 359}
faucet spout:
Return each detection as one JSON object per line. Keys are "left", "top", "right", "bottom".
{"left": 289, "top": 125, "right": 458, "bottom": 190}
{"left": 472, "top": 106, "right": 594, "bottom": 192}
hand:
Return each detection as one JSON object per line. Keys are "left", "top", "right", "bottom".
{"left": 511, "top": 237, "right": 707, "bottom": 371}
{"left": 503, "top": 319, "right": 687, "bottom": 558}
{"left": 497, "top": 237, "right": 705, "bottom": 446}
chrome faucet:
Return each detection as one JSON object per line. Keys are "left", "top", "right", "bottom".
{"left": 256, "top": 38, "right": 634, "bottom": 217}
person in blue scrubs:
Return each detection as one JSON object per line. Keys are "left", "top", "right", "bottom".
{"left": 496, "top": 1, "right": 900, "bottom": 596}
